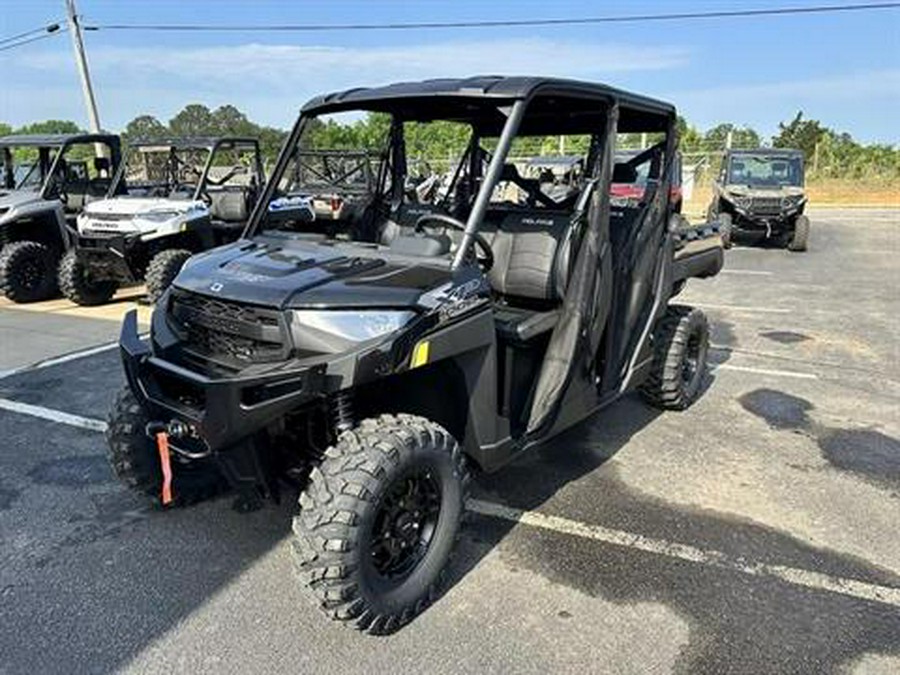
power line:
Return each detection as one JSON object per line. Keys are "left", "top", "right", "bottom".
{"left": 0, "top": 28, "right": 67, "bottom": 54}
{"left": 83, "top": 2, "right": 900, "bottom": 33}
{"left": 0, "top": 22, "right": 62, "bottom": 47}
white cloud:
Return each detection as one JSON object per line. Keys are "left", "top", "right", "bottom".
{"left": 6, "top": 38, "right": 688, "bottom": 128}
{"left": 22, "top": 39, "right": 690, "bottom": 86}
{"left": 669, "top": 69, "right": 900, "bottom": 142}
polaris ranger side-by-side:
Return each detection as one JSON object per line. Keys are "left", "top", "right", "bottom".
{"left": 108, "top": 77, "right": 723, "bottom": 633}
{"left": 707, "top": 148, "right": 809, "bottom": 251}
{"left": 0, "top": 133, "right": 122, "bottom": 302}
{"left": 60, "top": 137, "right": 265, "bottom": 305}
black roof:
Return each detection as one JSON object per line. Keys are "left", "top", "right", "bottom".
{"left": 0, "top": 133, "right": 119, "bottom": 148}
{"left": 128, "top": 136, "right": 259, "bottom": 150}
{"left": 302, "top": 76, "right": 675, "bottom": 134}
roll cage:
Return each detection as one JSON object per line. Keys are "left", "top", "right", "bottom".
{"left": 245, "top": 77, "right": 680, "bottom": 438}
{"left": 109, "top": 137, "right": 265, "bottom": 201}
{"left": 0, "top": 133, "right": 122, "bottom": 197}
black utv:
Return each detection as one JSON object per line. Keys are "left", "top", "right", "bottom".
{"left": 707, "top": 148, "right": 809, "bottom": 251}
{"left": 0, "top": 133, "right": 122, "bottom": 302}
{"left": 108, "top": 77, "right": 723, "bottom": 633}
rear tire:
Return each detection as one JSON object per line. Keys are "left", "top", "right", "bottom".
{"left": 0, "top": 241, "right": 59, "bottom": 303}
{"left": 640, "top": 305, "right": 709, "bottom": 410}
{"left": 58, "top": 249, "right": 118, "bottom": 306}
{"left": 788, "top": 215, "right": 809, "bottom": 252}
{"left": 718, "top": 212, "right": 733, "bottom": 249}
{"left": 106, "top": 387, "right": 225, "bottom": 506}
{"left": 145, "top": 248, "right": 192, "bottom": 304}
{"left": 292, "top": 414, "right": 469, "bottom": 634}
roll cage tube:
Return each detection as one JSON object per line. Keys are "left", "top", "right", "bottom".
{"left": 451, "top": 99, "right": 527, "bottom": 270}
{"left": 243, "top": 116, "right": 310, "bottom": 239}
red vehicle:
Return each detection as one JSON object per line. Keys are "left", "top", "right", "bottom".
{"left": 611, "top": 149, "right": 683, "bottom": 211}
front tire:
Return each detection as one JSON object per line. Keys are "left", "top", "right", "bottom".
{"left": 292, "top": 414, "right": 469, "bottom": 634}
{"left": 640, "top": 305, "right": 709, "bottom": 410}
{"left": 58, "top": 249, "right": 118, "bottom": 306}
{"left": 0, "top": 241, "right": 59, "bottom": 303}
{"left": 145, "top": 248, "right": 192, "bottom": 304}
{"left": 106, "top": 387, "right": 225, "bottom": 506}
{"left": 788, "top": 215, "right": 809, "bottom": 252}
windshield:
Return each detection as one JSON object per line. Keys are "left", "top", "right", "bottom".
{"left": 2, "top": 147, "right": 49, "bottom": 191}
{"left": 727, "top": 154, "right": 803, "bottom": 187}
{"left": 113, "top": 145, "right": 212, "bottom": 199}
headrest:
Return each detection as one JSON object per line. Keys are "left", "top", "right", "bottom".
{"left": 94, "top": 157, "right": 110, "bottom": 172}
{"left": 612, "top": 163, "right": 638, "bottom": 184}
{"left": 500, "top": 163, "right": 523, "bottom": 182}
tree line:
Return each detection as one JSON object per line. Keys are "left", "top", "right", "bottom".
{"left": 2, "top": 105, "right": 897, "bottom": 181}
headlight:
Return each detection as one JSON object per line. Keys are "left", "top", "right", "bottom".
{"left": 140, "top": 210, "right": 182, "bottom": 222}
{"left": 292, "top": 310, "right": 414, "bottom": 343}
{"left": 734, "top": 196, "right": 752, "bottom": 210}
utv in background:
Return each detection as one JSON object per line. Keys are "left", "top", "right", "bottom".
{"left": 611, "top": 148, "right": 683, "bottom": 212}
{"left": 61, "top": 137, "right": 265, "bottom": 305}
{"left": 0, "top": 133, "right": 121, "bottom": 302}
{"left": 708, "top": 148, "right": 809, "bottom": 251}
{"left": 109, "top": 76, "right": 722, "bottom": 633}
{"left": 289, "top": 150, "right": 379, "bottom": 229}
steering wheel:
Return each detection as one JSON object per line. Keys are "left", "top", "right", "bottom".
{"left": 414, "top": 213, "right": 494, "bottom": 272}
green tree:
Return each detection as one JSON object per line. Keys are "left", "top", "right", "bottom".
{"left": 123, "top": 115, "right": 167, "bottom": 140}
{"left": 15, "top": 120, "right": 82, "bottom": 135}
{"left": 772, "top": 111, "right": 826, "bottom": 159}
{"left": 0, "top": 122, "right": 12, "bottom": 137}
{"left": 703, "top": 123, "right": 761, "bottom": 150}
{"left": 168, "top": 104, "right": 215, "bottom": 137}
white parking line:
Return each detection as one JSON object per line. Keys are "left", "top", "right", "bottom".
{"left": 0, "top": 396, "right": 896, "bottom": 609}
{"left": 693, "top": 303, "right": 791, "bottom": 314}
{"left": 711, "top": 363, "right": 819, "bottom": 380}
{"left": 0, "top": 341, "right": 120, "bottom": 381}
{"left": 0, "top": 398, "right": 108, "bottom": 432}
{"left": 469, "top": 499, "right": 900, "bottom": 609}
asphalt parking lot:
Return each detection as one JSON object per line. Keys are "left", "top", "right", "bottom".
{"left": 0, "top": 208, "right": 898, "bottom": 674}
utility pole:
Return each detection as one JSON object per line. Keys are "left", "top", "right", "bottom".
{"left": 65, "top": 0, "right": 102, "bottom": 134}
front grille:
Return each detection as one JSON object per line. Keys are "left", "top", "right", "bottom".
{"left": 750, "top": 196, "right": 783, "bottom": 215}
{"left": 169, "top": 291, "right": 287, "bottom": 366}
{"left": 88, "top": 212, "right": 134, "bottom": 222}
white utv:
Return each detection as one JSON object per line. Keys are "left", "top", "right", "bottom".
{"left": 61, "top": 137, "right": 265, "bottom": 305}
{"left": 0, "top": 133, "right": 121, "bottom": 302}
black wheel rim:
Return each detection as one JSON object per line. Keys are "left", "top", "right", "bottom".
{"left": 682, "top": 331, "right": 702, "bottom": 385}
{"left": 15, "top": 255, "right": 44, "bottom": 291}
{"left": 370, "top": 468, "right": 442, "bottom": 584}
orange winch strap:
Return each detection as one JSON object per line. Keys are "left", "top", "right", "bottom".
{"left": 156, "top": 432, "right": 174, "bottom": 506}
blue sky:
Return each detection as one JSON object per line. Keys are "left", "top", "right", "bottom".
{"left": 1, "top": 0, "right": 898, "bottom": 143}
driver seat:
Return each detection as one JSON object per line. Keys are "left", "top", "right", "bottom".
{"left": 380, "top": 203, "right": 454, "bottom": 257}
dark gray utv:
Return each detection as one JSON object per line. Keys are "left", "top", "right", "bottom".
{"left": 707, "top": 148, "right": 809, "bottom": 251}
{"left": 108, "top": 76, "right": 723, "bottom": 634}
{"left": 0, "top": 133, "right": 122, "bottom": 302}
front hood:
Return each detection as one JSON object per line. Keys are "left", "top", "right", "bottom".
{"left": 0, "top": 189, "right": 43, "bottom": 211}
{"left": 173, "top": 236, "right": 452, "bottom": 310}
{"left": 83, "top": 196, "right": 206, "bottom": 217}
{"left": 724, "top": 186, "right": 805, "bottom": 199}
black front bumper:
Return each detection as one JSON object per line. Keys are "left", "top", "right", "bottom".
{"left": 75, "top": 231, "right": 142, "bottom": 282}
{"left": 732, "top": 212, "right": 798, "bottom": 238}
{"left": 119, "top": 310, "right": 329, "bottom": 452}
